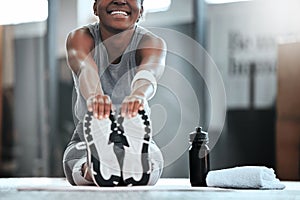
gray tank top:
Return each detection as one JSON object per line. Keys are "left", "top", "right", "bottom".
{"left": 72, "top": 22, "right": 149, "bottom": 122}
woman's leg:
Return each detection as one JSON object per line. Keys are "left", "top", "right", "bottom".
{"left": 62, "top": 141, "right": 94, "bottom": 186}
{"left": 147, "top": 140, "right": 164, "bottom": 185}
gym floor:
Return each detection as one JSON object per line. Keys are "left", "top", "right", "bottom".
{"left": 1, "top": 178, "right": 299, "bottom": 200}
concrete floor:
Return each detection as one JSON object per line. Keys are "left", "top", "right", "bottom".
{"left": 1, "top": 178, "right": 300, "bottom": 200}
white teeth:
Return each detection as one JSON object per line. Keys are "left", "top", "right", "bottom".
{"left": 111, "top": 11, "right": 128, "bottom": 16}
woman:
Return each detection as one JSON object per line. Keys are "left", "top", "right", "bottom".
{"left": 63, "top": 0, "right": 166, "bottom": 187}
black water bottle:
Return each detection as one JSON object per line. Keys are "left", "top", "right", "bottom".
{"left": 189, "top": 127, "right": 210, "bottom": 187}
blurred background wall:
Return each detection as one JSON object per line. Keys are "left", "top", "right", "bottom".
{"left": 0, "top": 0, "right": 299, "bottom": 180}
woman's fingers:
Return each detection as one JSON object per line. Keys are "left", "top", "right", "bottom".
{"left": 88, "top": 95, "right": 145, "bottom": 119}
{"left": 121, "top": 95, "right": 144, "bottom": 118}
{"left": 86, "top": 94, "right": 112, "bottom": 119}
{"left": 103, "top": 96, "right": 112, "bottom": 118}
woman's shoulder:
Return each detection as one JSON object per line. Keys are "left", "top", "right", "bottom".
{"left": 136, "top": 26, "right": 166, "bottom": 50}
{"left": 68, "top": 22, "right": 98, "bottom": 40}
{"left": 83, "top": 22, "right": 99, "bottom": 35}
{"left": 66, "top": 24, "right": 96, "bottom": 51}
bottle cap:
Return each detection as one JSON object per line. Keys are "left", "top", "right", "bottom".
{"left": 189, "top": 127, "right": 209, "bottom": 143}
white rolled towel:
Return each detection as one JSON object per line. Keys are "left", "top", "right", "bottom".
{"left": 206, "top": 166, "right": 285, "bottom": 189}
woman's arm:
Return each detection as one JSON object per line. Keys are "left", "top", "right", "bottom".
{"left": 66, "top": 28, "right": 112, "bottom": 119}
{"left": 121, "top": 33, "right": 167, "bottom": 117}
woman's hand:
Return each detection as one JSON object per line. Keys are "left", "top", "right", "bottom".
{"left": 87, "top": 94, "right": 112, "bottom": 119}
{"left": 121, "top": 95, "right": 145, "bottom": 118}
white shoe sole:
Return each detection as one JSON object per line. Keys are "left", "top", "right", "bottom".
{"left": 83, "top": 111, "right": 121, "bottom": 187}
{"left": 121, "top": 110, "right": 152, "bottom": 186}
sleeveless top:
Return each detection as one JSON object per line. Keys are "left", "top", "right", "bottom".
{"left": 72, "top": 22, "right": 149, "bottom": 123}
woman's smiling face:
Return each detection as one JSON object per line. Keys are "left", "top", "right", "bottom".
{"left": 94, "top": 0, "right": 143, "bottom": 32}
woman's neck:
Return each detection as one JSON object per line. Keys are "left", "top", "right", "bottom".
{"left": 100, "top": 26, "right": 136, "bottom": 64}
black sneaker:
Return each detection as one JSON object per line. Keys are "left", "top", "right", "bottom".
{"left": 121, "top": 110, "right": 152, "bottom": 186}
{"left": 83, "top": 111, "right": 121, "bottom": 187}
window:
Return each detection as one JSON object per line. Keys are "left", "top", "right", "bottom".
{"left": 0, "top": 0, "right": 48, "bottom": 25}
